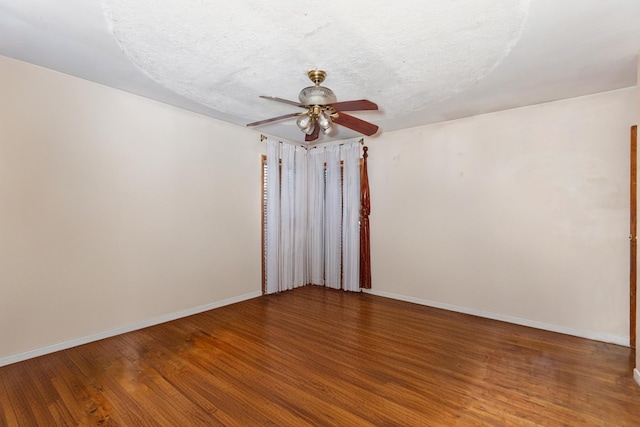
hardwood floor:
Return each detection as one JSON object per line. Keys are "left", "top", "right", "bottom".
{"left": 1, "top": 285, "right": 639, "bottom": 426}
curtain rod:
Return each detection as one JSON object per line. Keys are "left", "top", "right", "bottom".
{"left": 261, "top": 134, "right": 365, "bottom": 146}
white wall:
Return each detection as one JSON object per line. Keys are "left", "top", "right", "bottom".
{"left": 368, "top": 88, "right": 636, "bottom": 345}
{"left": 0, "top": 56, "right": 263, "bottom": 364}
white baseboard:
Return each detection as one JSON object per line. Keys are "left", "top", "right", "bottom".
{"left": 635, "top": 369, "right": 640, "bottom": 387}
{"left": 363, "top": 289, "right": 629, "bottom": 347}
{"left": 0, "top": 291, "right": 261, "bottom": 368}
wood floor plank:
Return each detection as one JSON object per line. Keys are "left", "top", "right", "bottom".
{"left": 1, "top": 285, "right": 640, "bottom": 426}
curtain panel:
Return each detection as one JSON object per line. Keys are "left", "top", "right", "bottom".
{"left": 342, "top": 141, "right": 361, "bottom": 292}
{"left": 265, "top": 139, "right": 281, "bottom": 294}
{"left": 307, "top": 148, "right": 326, "bottom": 286}
{"left": 324, "top": 144, "right": 342, "bottom": 290}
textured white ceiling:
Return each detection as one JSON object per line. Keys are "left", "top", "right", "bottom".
{"left": 1, "top": 0, "right": 639, "bottom": 143}
{"left": 102, "top": 0, "right": 529, "bottom": 120}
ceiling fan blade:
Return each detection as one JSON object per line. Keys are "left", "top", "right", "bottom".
{"left": 333, "top": 112, "right": 379, "bottom": 136}
{"left": 305, "top": 124, "right": 321, "bottom": 142}
{"left": 259, "top": 96, "right": 306, "bottom": 108}
{"left": 246, "top": 112, "right": 299, "bottom": 127}
{"left": 330, "top": 99, "right": 378, "bottom": 111}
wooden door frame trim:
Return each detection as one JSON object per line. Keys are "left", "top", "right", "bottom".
{"left": 631, "top": 125, "right": 637, "bottom": 349}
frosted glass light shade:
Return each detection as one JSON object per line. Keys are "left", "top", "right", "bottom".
{"left": 318, "top": 111, "right": 332, "bottom": 133}
{"left": 298, "top": 86, "right": 337, "bottom": 106}
{"left": 303, "top": 122, "right": 316, "bottom": 135}
{"left": 296, "top": 113, "right": 312, "bottom": 130}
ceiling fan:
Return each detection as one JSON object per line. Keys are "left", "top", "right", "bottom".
{"left": 246, "top": 70, "right": 379, "bottom": 142}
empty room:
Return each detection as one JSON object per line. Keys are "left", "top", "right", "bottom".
{"left": 2, "top": 0, "right": 640, "bottom": 425}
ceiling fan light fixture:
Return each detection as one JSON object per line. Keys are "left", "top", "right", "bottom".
{"left": 303, "top": 122, "right": 316, "bottom": 135}
{"left": 247, "top": 70, "right": 379, "bottom": 141}
{"left": 318, "top": 110, "right": 333, "bottom": 134}
{"left": 296, "top": 112, "right": 312, "bottom": 130}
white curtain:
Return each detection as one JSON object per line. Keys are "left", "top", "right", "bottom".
{"left": 324, "top": 145, "right": 342, "bottom": 289}
{"left": 279, "top": 143, "right": 295, "bottom": 291}
{"left": 265, "top": 138, "right": 280, "bottom": 294}
{"left": 307, "top": 147, "right": 325, "bottom": 286}
{"left": 293, "top": 146, "right": 308, "bottom": 288}
{"left": 264, "top": 139, "right": 362, "bottom": 294}
{"left": 341, "top": 142, "right": 361, "bottom": 292}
